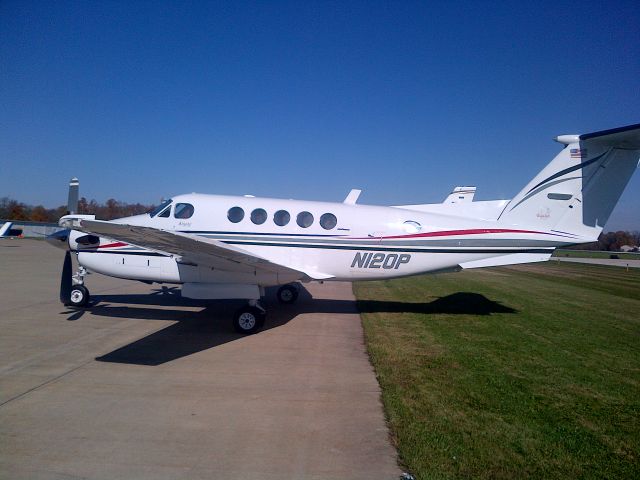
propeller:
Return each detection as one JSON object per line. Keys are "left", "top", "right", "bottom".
{"left": 60, "top": 250, "right": 72, "bottom": 305}
{"left": 47, "top": 177, "right": 81, "bottom": 305}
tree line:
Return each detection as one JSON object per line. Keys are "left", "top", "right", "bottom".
{"left": 1, "top": 196, "right": 638, "bottom": 250}
{"left": 574, "top": 230, "right": 640, "bottom": 252}
{"left": 0, "top": 197, "right": 154, "bottom": 223}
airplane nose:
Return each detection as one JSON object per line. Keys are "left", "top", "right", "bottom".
{"left": 46, "top": 229, "right": 70, "bottom": 250}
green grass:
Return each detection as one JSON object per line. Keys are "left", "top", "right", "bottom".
{"left": 354, "top": 262, "right": 640, "bottom": 479}
{"left": 553, "top": 249, "right": 640, "bottom": 260}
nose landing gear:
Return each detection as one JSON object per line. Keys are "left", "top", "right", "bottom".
{"left": 60, "top": 252, "right": 90, "bottom": 308}
{"left": 69, "top": 284, "right": 90, "bottom": 307}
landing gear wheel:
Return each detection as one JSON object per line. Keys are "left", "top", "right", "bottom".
{"left": 277, "top": 284, "right": 299, "bottom": 304}
{"left": 233, "top": 306, "right": 265, "bottom": 334}
{"left": 68, "top": 285, "right": 90, "bottom": 307}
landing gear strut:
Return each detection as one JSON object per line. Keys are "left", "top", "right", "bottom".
{"left": 233, "top": 300, "right": 266, "bottom": 334}
{"left": 62, "top": 257, "right": 90, "bottom": 307}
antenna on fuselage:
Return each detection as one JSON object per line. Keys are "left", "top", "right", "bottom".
{"left": 67, "top": 177, "right": 79, "bottom": 214}
{"left": 343, "top": 189, "right": 362, "bottom": 205}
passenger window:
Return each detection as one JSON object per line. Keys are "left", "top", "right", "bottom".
{"left": 158, "top": 206, "right": 171, "bottom": 218}
{"left": 174, "top": 203, "right": 194, "bottom": 219}
{"left": 273, "top": 210, "right": 290, "bottom": 226}
{"left": 319, "top": 213, "right": 337, "bottom": 230}
{"left": 296, "top": 211, "right": 314, "bottom": 228}
{"left": 228, "top": 207, "right": 245, "bottom": 223}
{"left": 251, "top": 208, "right": 267, "bottom": 225}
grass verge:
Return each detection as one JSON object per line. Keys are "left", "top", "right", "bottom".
{"left": 354, "top": 262, "right": 639, "bottom": 479}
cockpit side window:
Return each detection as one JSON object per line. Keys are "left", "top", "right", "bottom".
{"left": 174, "top": 203, "right": 194, "bottom": 219}
{"left": 158, "top": 206, "right": 171, "bottom": 218}
{"left": 149, "top": 199, "right": 173, "bottom": 218}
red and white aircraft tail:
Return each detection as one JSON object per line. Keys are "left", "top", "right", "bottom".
{"left": 498, "top": 123, "right": 640, "bottom": 243}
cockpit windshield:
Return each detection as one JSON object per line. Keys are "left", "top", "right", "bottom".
{"left": 148, "top": 199, "right": 173, "bottom": 218}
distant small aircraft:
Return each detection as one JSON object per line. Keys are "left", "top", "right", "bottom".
{"left": 47, "top": 123, "right": 639, "bottom": 333}
{"left": 0, "top": 222, "right": 23, "bottom": 238}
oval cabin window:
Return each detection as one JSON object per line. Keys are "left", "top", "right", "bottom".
{"left": 273, "top": 210, "right": 290, "bottom": 226}
{"left": 296, "top": 211, "right": 314, "bottom": 228}
{"left": 251, "top": 208, "right": 268, "bottom": 225}
{"left": 227, "top": 207, "right": 245, "bottom": 223}
{"left": 319, "top": 213, "right": 337, "bottom": 230}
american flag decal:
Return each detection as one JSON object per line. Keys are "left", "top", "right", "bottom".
{"left": 570, "top": 148, "right": 586, "bottom": 158}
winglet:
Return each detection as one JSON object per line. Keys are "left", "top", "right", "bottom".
{"left": 343, "top": 189, "right": 362, "bottom": 205}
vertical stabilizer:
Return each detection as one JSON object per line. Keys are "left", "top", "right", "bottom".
{"left": 498, "top": 124, "right": 640, "bottom": 241}
{"left": 443, "top": 186, "right": 476, "bottom": 203}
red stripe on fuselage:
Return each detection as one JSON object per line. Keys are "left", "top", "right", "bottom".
{"left": 355, "top": 228, "right": 558, "bottom": 240}
{"left": 98, "top": 242, "right": 128, "bottom": 249}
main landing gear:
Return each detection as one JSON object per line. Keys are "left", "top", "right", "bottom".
{"left": 233, "top": 300, "right": 266, "bottom": 334}
{"left": 232, "top": 283, "right": 300, "bottom": 335}
{"left": 276, "top": 283, "right": 299, "bottom": 304}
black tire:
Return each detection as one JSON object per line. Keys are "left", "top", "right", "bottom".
{"left": 277, "top": 284, "right": 299, "bottom": 304}
{"left": 68, "top": 285, "right": 90, "bottom": 307}
{"left": 233, "top": 306, "right": 265, "bottom": 334}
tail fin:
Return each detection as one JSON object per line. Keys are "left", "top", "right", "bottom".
{"left": 498, "top": 123, "right": 640, "bottom": 241}
{"left": 0, "top": 222, "right": 23, "bottom": 238}
{"left": 443, "top": 186, "right": 476, "bottom": 203}
{"left": 0, "top": 222, "right": 12, "bottom": 237}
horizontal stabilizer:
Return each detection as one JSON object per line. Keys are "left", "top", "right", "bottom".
{"left": 579, "top": 122, "right": 640, "bottom": 148}
{"left": 460, "top": 252, "right": 552, "bottom": 269}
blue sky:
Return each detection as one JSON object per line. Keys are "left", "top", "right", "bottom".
{"left": 1, "top": 0, "right": 638, "bottom": 230}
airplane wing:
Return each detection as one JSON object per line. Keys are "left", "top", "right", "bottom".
{"left": 77, "top": 219, "right": 331, "bottom": 279}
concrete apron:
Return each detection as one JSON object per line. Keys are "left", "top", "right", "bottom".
{"left": 0, "top": 240, "right": 400, "bottom": 480}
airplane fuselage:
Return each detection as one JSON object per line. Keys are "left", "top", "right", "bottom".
{"left": 68, "top": 192, "right": 577, "bottom": 287}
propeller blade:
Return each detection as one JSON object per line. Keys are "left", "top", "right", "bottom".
{"left": 46, "top": 228, "right": 70, "bottom": 250}
{"left": 60, "top": 251, "right": 72, "bottom": 305}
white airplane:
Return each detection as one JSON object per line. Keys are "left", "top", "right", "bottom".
{"left": 47, "top": 123, "right": 639, "bottom": 334}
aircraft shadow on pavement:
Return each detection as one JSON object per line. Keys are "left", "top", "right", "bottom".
{"left": 60, "top": 286, "right": 515, "bottom": 366}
